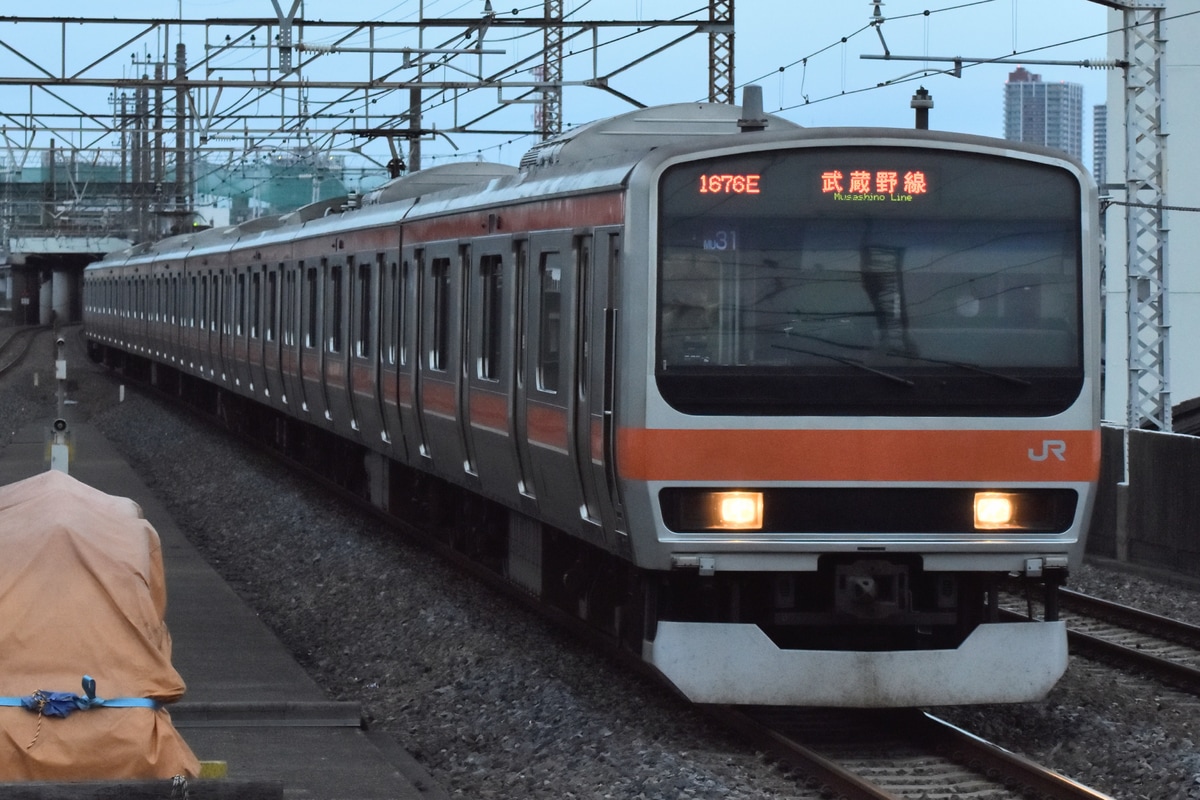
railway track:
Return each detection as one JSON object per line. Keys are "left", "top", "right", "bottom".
{"left": 132, "top": 374, "right": 1120, "bottom": 800}
{"left": 711, "top": 706, "right": 1110, "bottom": 800}
{"left": 0, "top": 325, "right": 49, "bottom": 378}
{"left": 1003, "top": 586, "right": 1200, "bottom": 693}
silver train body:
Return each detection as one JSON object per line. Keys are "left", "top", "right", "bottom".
{"left": 84, "top": 102, "right": 1101, "bottom": 707}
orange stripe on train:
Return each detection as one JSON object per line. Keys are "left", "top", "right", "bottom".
{"left": 616, "top": 428, "right": 1101, "bottom": 483}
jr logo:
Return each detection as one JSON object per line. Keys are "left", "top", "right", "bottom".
{"left": 1028, "top": 440, "right": 1067, "bottom": 462}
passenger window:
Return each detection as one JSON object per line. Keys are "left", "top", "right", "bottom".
{"left": 430, "top": 256, "right": 451, "bottom": 372}
{"left": 356, "top": 258, "right": 372, "bottom": 359}
{"left": 537, "top": 252, "right": 562, "bottom": 394}
{"left": 266, "top": 269, "right": 278, "bottom": 343}
{"left": 328, "top": 262, "right": 343, "bottom": 353}
{"left": 480, "top": 254, "right": 503, "bottom": 381}
{"left": 305, "top": 266, "right": 318, "bottom": 348}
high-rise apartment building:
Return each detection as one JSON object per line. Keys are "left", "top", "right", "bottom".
{"left": 1004, "top": 66, "right": 1084, "bottom": 160}
{"left": 1093, "top": 104, "right": 1107, "bottom": 186}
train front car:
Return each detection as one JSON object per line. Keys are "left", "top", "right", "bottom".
{"left": 622, "top": 130, "right": 1100, "bottom": 707}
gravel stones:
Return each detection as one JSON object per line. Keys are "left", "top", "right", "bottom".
{"left": 4, "top": 328, "right": 1200, "bottom": 799}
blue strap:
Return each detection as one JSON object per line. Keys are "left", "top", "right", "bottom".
{"left": 0, "top": 675, "right": 160, "bottom": 717}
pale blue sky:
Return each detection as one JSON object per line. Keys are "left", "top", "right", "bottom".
{"left": 5, "top": 1, "right": 1112, "bottom": 170}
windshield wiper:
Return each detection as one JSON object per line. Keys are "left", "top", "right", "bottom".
{"left": 887, "top": 351, "right": 1032, "bottom": 387}
{"left": 772, "top": 343, "right": 914, "bottom": 387}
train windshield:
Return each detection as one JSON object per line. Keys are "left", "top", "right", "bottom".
{"left": 656, "top": 146, "right": 1084, "bottom": 416}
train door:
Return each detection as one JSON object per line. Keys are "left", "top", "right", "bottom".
{"left": 402, "top": 247, "right": 429, "bottom": 464}
{"left": 572, "top": 230, "right": 626, "bottom": 545}
{"left": 279, "top": 262, "right": 308, "bottom": 419}
{"left": 577, "top": 227, "right": 627, "bottom": 543}
{"left": 511, "top": 239, "right": 536, "bottom": 505}
{"left": 201, "top": 269, "right": 216, "bottom": 379}
{"left": 262, "top": 263, "right": 286, "bottom": 410}
{"left": 245, "top": 265, "right": 266, "bottom": 398}
{"left": 518, "top": 231, "right": 591, "bottom": 536}
{"left": 218, "top": 268, "right": 233, "bottom": 387}
{"left": 416, "top": 242, "right": 469, "bottom": 479}
{"left": 455, "top": 244, "right": 479, "bottom": 480}
{"left": 465, "top": 236, "right": 521, "bottom": 506}
{"left": 299, "top": 260, "right": 331, "bottom": 423}
{"left": 231, "top": 266, "right": 253, "bottom": 393}
{"left": 323, "top": 256, "right": 354, "bottom": 435}
{"left": 384, "top": 250, "right": 414, "bottom": 462}
{"left": 349, "top": 251, "right": 387, "bottom": 448}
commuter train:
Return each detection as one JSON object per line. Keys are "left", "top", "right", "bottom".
{"left": 83, "top": 95, "right": 1101, "bottom": 707}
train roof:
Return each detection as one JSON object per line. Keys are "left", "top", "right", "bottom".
{"left": 518, "top": 100, "right": 801, "bottom": 172}
{"left": 363, "top": 162, "right": 520, "bottom": 206}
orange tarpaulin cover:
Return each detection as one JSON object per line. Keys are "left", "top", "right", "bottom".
{"left": 0, "top": 469, "right": 200, "bottom": 780}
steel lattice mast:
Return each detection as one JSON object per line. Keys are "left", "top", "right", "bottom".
{"left": 708, "top": 0, "right": 735, "bottom": 104}
{"left": 1096, "top": 0, "right": 1169, "bottom": 431}
{"left": 541, "top": 0, "right": 564, "bottom": 140}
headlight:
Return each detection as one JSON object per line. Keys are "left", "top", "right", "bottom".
{"left": 705, "top": 491, "right": 764, "bottom": 531}
{"left": 974, "top": 491, "right": 1023, "bottom": 530}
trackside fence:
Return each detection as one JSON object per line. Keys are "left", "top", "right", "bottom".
{"left": 1087, "top": 425, "right": 1200, "bottom": 574}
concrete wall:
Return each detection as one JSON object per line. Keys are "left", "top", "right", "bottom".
{"left": 1088, "top": 425, "right": 1200, "bottom": 575}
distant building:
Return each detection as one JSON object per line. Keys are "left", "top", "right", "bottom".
{"left": 1093, "top": 104, "right": 1107, "bottom": 186}
{"left": 1003, "top": 66, "right": 1084, "bottom": 160}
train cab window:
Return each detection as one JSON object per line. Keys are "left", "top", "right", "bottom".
{"left": 430, "top": 256, "right": 451, "bottom": 372}
{"left": 479, "top": 254, "right": 503, "bottom": 381}
{"left": 536, "top": 251, "right": 562, "bottom": 394}
{"left": 328, "top": 261, "right": 343, "bottom": 353}
{"left": 656, "top": 147, "right": 1084, "bottom": 416}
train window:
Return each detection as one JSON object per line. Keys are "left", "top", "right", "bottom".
{"left": 283, "top": 268, "right": 298, "bottom": 347}
{"left": 384, "top": 257, "right": 397, "bottom": 366}
{"left": 657, "top": 147, "right": 1084, "bottom": 416}
{"left": 236, "top": 271, "right": 247, "bottom": 336}
{"left": 399, "top": 258, "right": 411, "bottom": 367}
{"left": 221, "top": 272, "right": 232, "bottom": 335}
{"left": 250, "top": 271, "right": 261, "bottom": 339}
{"left": 430, "top": 256, "right": 451, "bottom": 372}
{"left": 575, "top": 237, "right": 591, "bottom": 400}
{"left": 266, "top": 268, "right": 278, "bottom": 343}
{"left": 305, "top": 266, "right": 318, "bottom": 348}
{"left": 537, "top": 251, "right": 562, "bottom": 394}
{"left": 328, "top": 261, "right": 343, "bottom": 353}
{"left": 479, "top": 254, "right": 503, "bottom": 381}
{"left": 356, "top": 258, "right": 372, "bottom": 359}
{"left": 200, "top": 275, "right": 208, "bottom": 330}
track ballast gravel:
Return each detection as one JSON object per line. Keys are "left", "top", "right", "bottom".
{"left": 3, "top": 328, "right": 1200, "bottom": 799}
